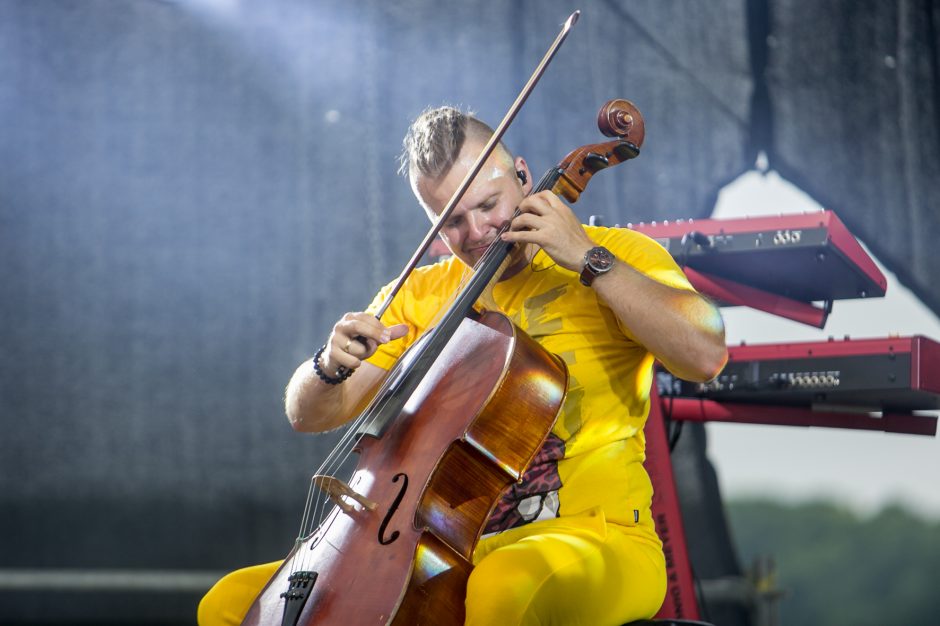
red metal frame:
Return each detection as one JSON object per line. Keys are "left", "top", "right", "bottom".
{"left": 643, "top": 337, "right": 940, "bottom": 619}
{"left": 644, "top": 385, "right": 702, "bottom": 620}
{"left": 633, "top": 214, "right": 930, "bottom": 619}
{"left": 684, "top": 267, "right": 831, "bottom": 328}
{"left": 666, "top": 397, "right": 938, "bottom": 436}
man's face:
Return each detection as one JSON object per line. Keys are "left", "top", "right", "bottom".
{"left": 413, "top": 139, "right": 530, "bottom": 267}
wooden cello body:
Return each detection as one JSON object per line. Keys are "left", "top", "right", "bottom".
{"left": 242, "top": 93, "right": 644, "bottom": 625}
{"left": 242, "top": 311, "right": 567, "bottom": 625}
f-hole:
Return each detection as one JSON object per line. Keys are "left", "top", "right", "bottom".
{"left": 377, "top": 473, "right": 408, "bottom": 545}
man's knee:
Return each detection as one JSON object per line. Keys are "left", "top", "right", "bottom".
{"left": 466, "top": 548, "right": 550, "bottom": 624}
{"left": 197, "top": 561, "right": 281, "bottom": 626}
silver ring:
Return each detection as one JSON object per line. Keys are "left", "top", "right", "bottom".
{"left": 343, "top": 338, "right": 352, "bottom": 352}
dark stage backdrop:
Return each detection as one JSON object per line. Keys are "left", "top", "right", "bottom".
{"left": 765, "top": 0, "right": 940, "bottom": 315}
{"left": 0, "top": 0, "right": 936, "bottom": 623}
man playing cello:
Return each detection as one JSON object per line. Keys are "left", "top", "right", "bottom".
{"left": 199, "top": 106, "right": 727, "bottom": 625}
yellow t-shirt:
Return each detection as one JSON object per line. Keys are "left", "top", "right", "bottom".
{"left": 365, "top": 225, "right": 695, "bottom": 533}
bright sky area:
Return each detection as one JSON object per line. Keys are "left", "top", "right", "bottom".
{"left": 707, "top": 166, "right": 940, "bottom": 519}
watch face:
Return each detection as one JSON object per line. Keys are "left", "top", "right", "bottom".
{"left": 586, "top": 247, "right": 614, "bottom": 271}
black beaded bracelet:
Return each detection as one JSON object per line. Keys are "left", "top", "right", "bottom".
{"left": 312, "top": 344, "right": 353, "bottom": 385}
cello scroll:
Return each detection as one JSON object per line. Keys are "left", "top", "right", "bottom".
{"left": 545, "top": 99, "right": 645, "bottom": 204}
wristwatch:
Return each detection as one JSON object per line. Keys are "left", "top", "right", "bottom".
{"left": 579, "top": 246, "right": 615, "bottom": 286}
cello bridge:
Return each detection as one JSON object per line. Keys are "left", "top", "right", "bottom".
{"left": 312, "top": 474, "right": 377, "bottom": 514}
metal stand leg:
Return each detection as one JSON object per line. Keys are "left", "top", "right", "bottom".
{"left": 644, "top": 385, "right": 702, "bottom": 620}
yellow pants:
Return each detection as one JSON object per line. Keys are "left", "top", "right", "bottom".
{"left": 198, "top": 510, "right": 666, "bottom": 626}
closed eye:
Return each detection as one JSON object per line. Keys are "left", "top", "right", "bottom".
{"left": 479, "top": 196, "right": 498, "bottom": 211}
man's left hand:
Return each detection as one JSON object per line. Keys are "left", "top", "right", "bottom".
{"left": 500, "top": 190, "right": 594, "bottom": 272}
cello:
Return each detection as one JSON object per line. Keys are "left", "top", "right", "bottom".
{"left": 242, "top": 15, "right": 647, "bottom": 626}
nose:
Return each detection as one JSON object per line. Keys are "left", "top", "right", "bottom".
{"left": 466, "top": 211, "right": 489, "bottom": 242}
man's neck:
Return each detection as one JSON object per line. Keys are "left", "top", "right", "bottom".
{"left": 497, "top": 242, "right": 536, "bottom": 282}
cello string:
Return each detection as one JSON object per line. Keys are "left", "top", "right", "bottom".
{"left": 292, "top": 354, "right": 415, "bottom": 572}
{"left": 294, "top": 334, "right": 454, "bottom": 571}
{"left": 292, "top": 180, "right": 546, "bottom": 575}
{"left": 289, "top": 152, "right": 561, "bottom": 576}
{"left": 287, "top": 378, "right": 390, "bottom": 573}
{"left": 296, "top": 289, "right": 466, "bottom": 564}
{"left": 293, "top": 146, "right": 563, "bottom": 574}
{"left": 284, "top": 9, "right": 581, "bottom": 582}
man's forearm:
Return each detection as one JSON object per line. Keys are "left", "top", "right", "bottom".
{"left": 285, "top": 360, "right": 351, "bottom": 432}
{"left": 285, "top": 358, "right": 386, "bottom": 432}
{"left": 592, "top": 262, "right": 728, "bottom": 382}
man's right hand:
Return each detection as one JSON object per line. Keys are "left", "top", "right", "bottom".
{"left": 319, "top": 312, "right": 409, "bottom": 378}
{"left": 286, "top": 313, "right": 409, "bottom": 433}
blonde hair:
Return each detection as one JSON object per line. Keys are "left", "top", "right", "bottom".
{"left": 400, "top": 106, "right": 509, "bottom": 181}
